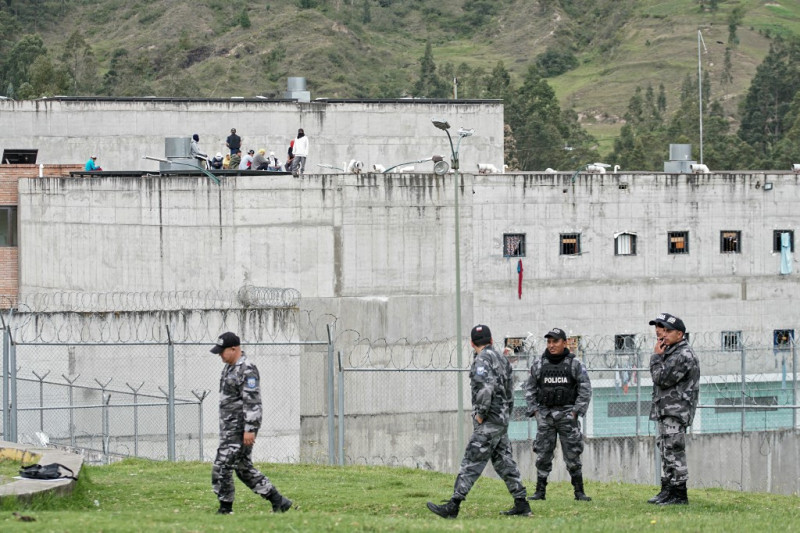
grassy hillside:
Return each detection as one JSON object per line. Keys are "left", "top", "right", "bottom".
{"left": 4, "top": 0, "right": 800, "bottom": 151}
{"left": 1, "top": 458, "right": 798, "bottom": 532}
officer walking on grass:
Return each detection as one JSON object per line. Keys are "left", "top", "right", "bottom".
{"left": 647, "top": 313, "right": 700, "bottom": 505}
{"left": 427, "top": 324, "right": 531, "bottom": 519}
{"left": 524, "top": 327, "right": 592, "bottom": 502}
{"left": 211, "top": 332, "right": 293, "bottom": 515}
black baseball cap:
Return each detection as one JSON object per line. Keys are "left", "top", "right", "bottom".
{"left": 210, "top": 332, "right": 240, "bottom": 354}
{"left": 471, "top": 324, "right": 492, "bottom": 345}
{"left": 544, "top": 328, "right": 567, "bottom": 341}
{"left": 649, "top": 313, "right": 686, "bottom": 333}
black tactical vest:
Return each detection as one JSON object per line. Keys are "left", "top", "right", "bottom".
{"left": 537, "top": 355, "right": 578, "bottom": 407}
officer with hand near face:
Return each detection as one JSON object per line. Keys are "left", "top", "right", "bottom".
{"left": 648, "top": 313, "right": 700, "bottom": 505}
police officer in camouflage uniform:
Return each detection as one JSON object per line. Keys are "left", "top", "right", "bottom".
{"left": 648, "top": 313, "right": 700, "bottom": 505}
{"left": 427, "top": 324, "right": 531, "bottom": 519}
{"left": 211, "top": 332, "right": 293, "bottom": 515}
{"left": 524, "top": 327, "right": 592, "bottom": 502}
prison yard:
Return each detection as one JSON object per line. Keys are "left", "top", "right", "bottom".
{"left": 0, "top": 459, "right": 795, "bottom": 532}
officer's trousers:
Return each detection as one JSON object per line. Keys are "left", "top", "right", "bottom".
{"left": 452, "top": 420, "right": 527, "bottom": 501}
{"left": 212, "top": 440, "right": 274, "bottom": 503}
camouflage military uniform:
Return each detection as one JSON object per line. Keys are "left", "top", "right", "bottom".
{"left": 212, "top": 353, "right": 275, "bottom": 504}
{"left": 452, "top": 345, "right": 527, "bottom": 501}
{"left": 524, "top": 349, "right": 592, "bottom": 478}
{"left": 650, "top": 339, "right": 700, "bottom": 486}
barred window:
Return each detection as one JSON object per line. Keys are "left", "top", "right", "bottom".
{"left": 614, "top": 233, "right": 637, "bottom": 256}
{"left": 720, "top": 231, "right": 741, "bottom": 253}
{"left": 503, "top": 233, "right": 526, "bottom": 257}
{"left": 668, "top": 231, "right": 689, "bottom": 254}
{"left": 721, "top": 331, "right": 742, "bottom": 352}
{"left": 560, "top": 233, "right": 581, "bottom": 255}
{"left": 773, "top": 230, "right": 794, "bottom": 252}
{"left": 774, "top": 329, "right": 794, "bottom": 350}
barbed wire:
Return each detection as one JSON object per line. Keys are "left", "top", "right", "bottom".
{"left": 1, "top": 286, "right": 300, "bottom": 314}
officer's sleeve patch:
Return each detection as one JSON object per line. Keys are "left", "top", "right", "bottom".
{"left": 476, "top": 366, "right": 486, "bottom": 376}
{"left": 246, "top": 376, "right": 258, "bottom": 389}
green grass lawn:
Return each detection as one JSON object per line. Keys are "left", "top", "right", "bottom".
{"left": 0, "top": 459, "right": 798, "bottom": 531}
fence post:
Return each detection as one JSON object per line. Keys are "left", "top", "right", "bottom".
{"left": 192, "top": 389, "right": 209, "bottom": 461}
{"left": 32, "top": 370, "right": 50, "bottom": 432}
{"left": 126, "top": 382, "right": 144, "bottom": 457}
{"left": 9, "top": 332, "right": 17, "bottom": 442}
{"left": 63, "top": 374, "right": 80, "bottom": 447}
{"left": 326, "top": 324, "right": 335, "bottom": 465}
{"left": 741, "top": 345, "right": 746, "bottom": 433}
{"left": 166, "top": 327, "right": 176, "bottom": 462}
{"left": 2, "top": 325, "right": 9, "bottom": 441}
{"left": 337, "top": 351, "right": 344, "bottom": 466}
{"left": 635, "top": 348, "right": 641, "bottom": 437}
{"left": 102, "top": 392, "right": 111, "bottom": 464}
{"left": 792, "top": 336, "right": 797, "bottom": 429}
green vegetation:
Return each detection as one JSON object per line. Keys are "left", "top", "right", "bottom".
{"left": 3, "top": 1, "right": 800, "bottom": 169}
{"left": 0, "top": 458, "right": 22, "bottom": 486}
{"left": 0, "top": 459, "right": 798, "bottom": 531}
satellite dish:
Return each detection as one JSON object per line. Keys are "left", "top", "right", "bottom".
{"left": 433, "top": 160, "right": 450, "bottom": 175}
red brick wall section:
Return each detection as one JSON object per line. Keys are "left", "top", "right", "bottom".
{"left": 0, "top": 164, "right": 82, "bottom": 305}
{"left": 0, "top": 247, "right": 18, "bottom": 306}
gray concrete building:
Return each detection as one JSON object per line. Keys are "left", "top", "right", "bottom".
{"left": 0, "top": 97, "right": 503, "bottom": 174}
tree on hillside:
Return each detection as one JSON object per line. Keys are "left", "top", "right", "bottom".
{"left": 738, "top": 37, "right": 800, "bottom": 165}
{"left": 413, "top": 41, "right": 448, "bottom": 98}
{"left": 770, "top": 92, "right": 800, "bottom": 169}
{"left": 727, "top": 5, "right": 744, "bottom": 47}
{"left": 2, "top": 34, "right": 48, "bottom": 98}
{"left": 609, "top": 85, "right": 668, "bottom": 171}
{"left": 504, "top": 65, "right": 596, "bottom": 171}
{"left": 61, "top": 30, "right": 99, "bottom": 95}
{"left": 483, "top": 61, "right": 511, "bottom": 100}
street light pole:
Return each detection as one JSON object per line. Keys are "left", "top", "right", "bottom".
{"left": 432, "top": 119, "right": 473, "bottom": 458}
{"left": 698, "top": 30, "right": 708, "bottom": 165}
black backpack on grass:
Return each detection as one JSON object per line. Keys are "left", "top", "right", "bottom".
{"left": 19, "top": 463, "right": 77, "bottom": 481}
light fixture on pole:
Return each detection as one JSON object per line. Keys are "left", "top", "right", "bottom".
{"left": 432, "top": 118, "right": 474, "bottom": 456}
{"left": 142, "top": 156, "right": 221, "bottom": 185}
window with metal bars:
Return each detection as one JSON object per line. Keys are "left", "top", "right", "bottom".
{"left": 720, "top": 231, "right": 741, "bottom": 253}
{"left": 560, "top": 233, "right": 581, "bottom": 255}
{"left": 503, "top": 233, "right": 525, "bottom": 257}
{"left": 668, "top": 231, "right": 689, "bottom": 254}
{"left": 721, "top": 331, "right": 742, "bottom": 352}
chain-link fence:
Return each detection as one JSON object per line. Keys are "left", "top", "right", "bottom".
{"left": 0, "top": 294, "right": 335, "bottom": 465}
{"left": 2, "top": 301, "right": 799, "bottom": 493}
{"left": 334, "top": 332, "right": 799, "bottom": 493}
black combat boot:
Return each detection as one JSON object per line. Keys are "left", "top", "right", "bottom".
{"left": 659, "top": 482, "right": 688, "bottom": 505}
{"left": 527, "top": 476, "right": 548, "bottom": 500}
{"left": 426, "top": 498, "right": 461, "bottom": 519}
{"left": 571, "top": 473, "right": 592, "bottom": 501}
{"left": 263, "top": 489, "right": 293, "bottom": 512}
{"left": 648, "top": 477, "right": 670, "bottom": 504}
{"left": 216, "top": 501, "right": 233, "bottom": 515}
{"left": 500, "top": 498, "right": 532, "bottom": 516}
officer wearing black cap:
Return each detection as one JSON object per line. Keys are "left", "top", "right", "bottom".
{"left": 427, "top": 324, "right": 530, "bottom": 519}
{"left": 524, "top": 327, "right": 592, "bottom": 502}
{"left": 210, "top": 332, "right": 292, "bottom": 515}
{"left": 647, "top": 313, "right": 700, "bottom": 505}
